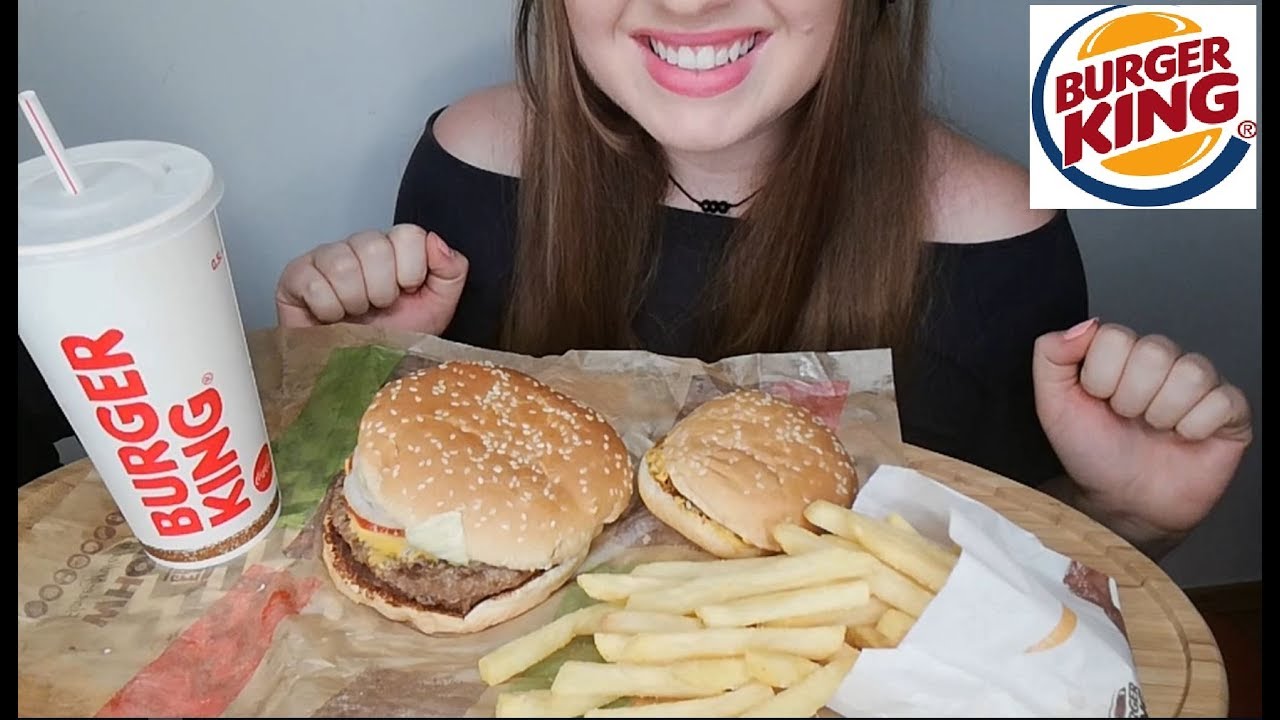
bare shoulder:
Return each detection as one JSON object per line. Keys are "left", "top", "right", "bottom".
{"left": 432, "top": 83, "right": 525, "bottom": 177}
{"left": 925, "top": 119, "right": 1058, "bottom": 245}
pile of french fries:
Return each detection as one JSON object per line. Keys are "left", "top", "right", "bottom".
{"left": 478, "top": 500, "right": 960, "bottom": 718}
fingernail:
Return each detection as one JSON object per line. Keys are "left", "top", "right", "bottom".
{"left": 1063, "top": 317, "right": 1099, "bottom": 340}
{"left": 434, "top": 234, "right": 455, "bottom": 259}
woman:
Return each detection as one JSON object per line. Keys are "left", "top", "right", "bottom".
{"left": 275, "top": 0, "right": 1251, "bottom": 558}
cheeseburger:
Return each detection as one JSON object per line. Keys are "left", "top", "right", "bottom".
{"left": 639, "top": 389, "right": 858, "bottom": 559}
{"left": 321, "top": 361, "right": 633, "bottom": 635}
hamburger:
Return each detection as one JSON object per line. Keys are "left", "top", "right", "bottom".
{"left": 638, "top": 389, "right": 859, "bottom": 559}
{"left": 321, "top": 361, "right": 633, "bottom": 634}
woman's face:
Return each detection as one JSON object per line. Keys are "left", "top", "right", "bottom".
{"left": 564, "top": 0, "right": 842, "bottom": 154}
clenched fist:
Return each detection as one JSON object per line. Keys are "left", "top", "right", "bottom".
{"left": 275, "top": 224, "right": 468, "bottom": 335}
{"left": 1032, "top": 318, "right": 1252, "bottom": 545}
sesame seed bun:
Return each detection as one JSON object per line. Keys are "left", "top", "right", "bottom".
{"left": 354, "top": 361, "right": 633, "bottom": 570}
{"left": 321, "top": 361, "right": 634, "bottom": 633}
{"left": 639, "top": 389, "right": 859, "bottom": 558}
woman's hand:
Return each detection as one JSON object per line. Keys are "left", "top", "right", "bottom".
{"left": 1031, "top": 318, "right": 1252, "bottom": 549}
{"left": 275, "top": 224, "right": 468, "bottom": 335}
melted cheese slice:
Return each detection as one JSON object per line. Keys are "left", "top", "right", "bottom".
{"left": 348, "top": 512, "right": 440, "bottom": 567}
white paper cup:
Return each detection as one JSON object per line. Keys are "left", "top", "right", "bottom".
{"left": 18, "top": 140, "right": 280, "bottom": 571}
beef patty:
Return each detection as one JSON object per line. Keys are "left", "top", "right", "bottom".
{"left": 327, "top": 477, "right": 541, "bottom": 617}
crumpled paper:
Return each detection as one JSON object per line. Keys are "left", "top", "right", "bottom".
{"left": 17, "top": 325, "right": 905, "bottom": 718}
{"left": 830, "top": 465, "right": 1147, "bottom": 718}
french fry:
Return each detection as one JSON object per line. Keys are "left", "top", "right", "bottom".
{"left": 550, "top": 658, "right": 750, "bottom": 698}
{"left": 577, "top": 574, "right": 673, "bottom": 602}
{"left": 829, "top": 502, "right": 958, "bottom": 570}
{"left": 695, "top": 580, "right": 870, "bottom": 628}
{"left": 583, "top": 683, "right": 775, "bottom": 718}
{"left": 744, "top": 650, "right": 819, "bottom": 689}
{"left": 771, "top": 520, "right": 933, "bottom": 616}
{"left": 846, "top": 624, "right": 894, "bottom": 650}
{"left": 886, "top": 513, "right": 962, "bottom": 557}
{"left": 771, "top": 523, "right": 862, "bottom": 555}
{"left": 600, "top": 610, "right": 703, "bottom": 634}
{"left": 886, "top": 513, "right": 919, "bottom": 535}
{"left": 478, "top": 604, "right": 613, "bottom": 686}
{"left": 764, "top": 596, "right": 889, "bottom": 629}
{"left": 626, "top": 548, "right": 874, "bottom": 614}
{"left": 595, "top": 626, "right": 846, "bottom": 664}
{"left": 866, "top": 564, "right": 933, "bottom": 617}
{"left": 592, "top": 633, "right": 630, "bottom": 662}
{"left": 630, "top": 555, "right": 792, "bottom": 579}
{"left": 494, "top": 689, "right": 618, "bottom": 718}
{"left": 805, "top": 501, "right": 954, "bottom": 592}
{"left": 738, "top": 645, "right": 860, "bottom": 718}
{"left": 874, "top": 607, "right": 917, "bottom": 646}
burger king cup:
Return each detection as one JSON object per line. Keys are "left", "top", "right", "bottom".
{"left": 17, "top": 91, "right": 280, "bottom": 571}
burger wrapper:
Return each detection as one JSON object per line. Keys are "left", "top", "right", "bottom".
{"left": 829, "top": 465, "right": 1147, "bottom": 718}
{"left": 20, "top": 324, "right": 910, "bottom": 718}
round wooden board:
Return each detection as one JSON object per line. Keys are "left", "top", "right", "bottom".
{"left": 17, "top": 451, "right": 1227, "bottom": 718}
{"left": 903, "top": 444, "right": 1228, "bottom": 718}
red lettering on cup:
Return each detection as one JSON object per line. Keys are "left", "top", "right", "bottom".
{"left": 60, "top": 330, "right": 134, "bottom": 371}
{"left": 152, "top": 507, "right": 202, "bottom": 537}
{"left": 97, "top": 403, "right": 159, "bottom": 443}
{"left": 60, "top": 327, "right": 260, "bottom": 541}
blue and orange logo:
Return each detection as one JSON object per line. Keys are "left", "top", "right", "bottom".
{"left": 1031, "top": 4, "right": 1257, "bottom": 208}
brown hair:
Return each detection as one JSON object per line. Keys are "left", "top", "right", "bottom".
{"left": 505, "top": 0, "right": 932, "bottom": 360}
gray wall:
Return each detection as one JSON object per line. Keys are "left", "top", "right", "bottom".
{"left": 19, "top": 1, "right": 1260, "bottom": 588}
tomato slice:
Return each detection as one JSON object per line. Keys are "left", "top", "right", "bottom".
{"left": 347, "top": 505, "right": 405, "bottom": 537}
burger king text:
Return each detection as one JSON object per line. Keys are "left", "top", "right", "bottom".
{"left": 61, "top": 328, "right": 255, "bottom": 536}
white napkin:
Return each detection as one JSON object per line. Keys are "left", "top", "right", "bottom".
{"left": 828, "top": 466, "right": 1148, "bottom": 718}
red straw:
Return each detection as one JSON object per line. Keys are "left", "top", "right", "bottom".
{"left": 19, "top": 90, "right": 83, "bottom": 196}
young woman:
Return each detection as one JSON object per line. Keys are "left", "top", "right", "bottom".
{"left": 275, "top": 0, "right": 1251, "bottom": 558}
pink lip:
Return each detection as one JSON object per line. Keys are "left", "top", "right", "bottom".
{"left": 633, "top": 29, "right": 769, "bottom": 99}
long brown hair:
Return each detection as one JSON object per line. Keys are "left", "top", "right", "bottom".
{"left": 504, "top": 0, "right": 932, "bottom": 360}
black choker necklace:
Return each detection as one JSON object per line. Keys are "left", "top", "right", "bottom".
{"left": 668, "top": 175, "right": 760, "bottom": 215}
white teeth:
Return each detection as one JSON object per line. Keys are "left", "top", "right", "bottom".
{"left": 651, "top": 33, "right": 758, "bottom": 71}
{"left": 695, "top": 46, "right": 715, "bottom": 70}
{"left": 677, "top": 45, "right": 697, "bottom": 69}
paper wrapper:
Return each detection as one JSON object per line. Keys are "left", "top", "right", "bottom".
{"left": 18, "top": 324, "right": 906, "bottom": 718}
{"left": 831, "top": 465, "right": 1146, "bottom": 718}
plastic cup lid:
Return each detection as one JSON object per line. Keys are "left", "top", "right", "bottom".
{"left": 18, "top": 140, "right": 220, "bottom": 257}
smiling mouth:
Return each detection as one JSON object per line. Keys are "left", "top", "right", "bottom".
{"left": 645, "top": 32, "right": 761, "bottom": 71}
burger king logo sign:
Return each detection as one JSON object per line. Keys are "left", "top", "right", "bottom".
{"left": 1030, "top": 4, "right": 1258, "bottom": 209}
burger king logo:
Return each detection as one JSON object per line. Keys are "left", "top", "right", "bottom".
{"left": 1029, "top": 4, "right": 1258, "bottom": 209}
